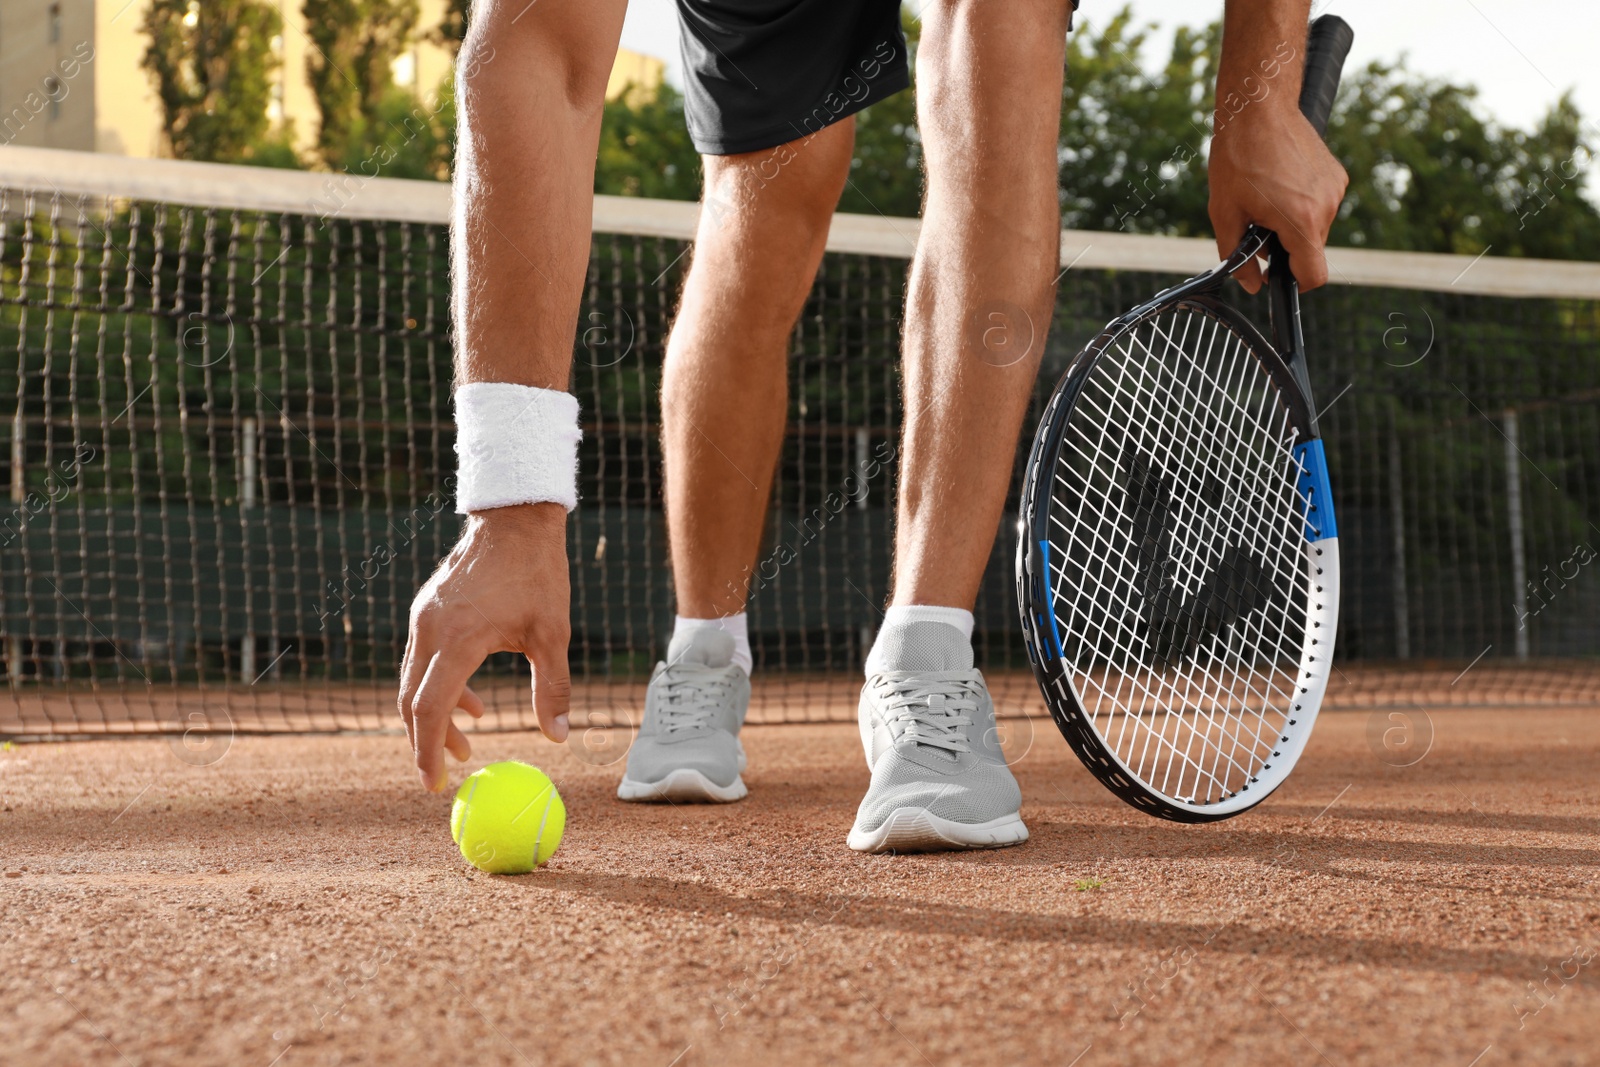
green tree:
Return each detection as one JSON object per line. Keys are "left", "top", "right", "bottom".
{"left": 595, "top": 83, "right": 702, "bottom": 201}
{"left": 1051, "top": 10, "right": 1600, "bottom": 257}
{"left": 1506, "top": 96, "right": 1600, "bottom": 259}
{"left": 1327, "top": 66, "right": 1600, "bottom": 258}
{"left": 141, "top": 0, "right": 285, "bottom": 164}
{"left": 837, "top": 9, "right": 923, "bottom": 216}
{"left": 434, "top": 0, "right": 469, "bottom": 55}
{"left": 303, "top": 0, "right": 420, "bottom": 169}
{"left": 346, "top": 78, "right": 455, "bottom": 181}
{"left": 837, "top": 81, "right": 922, "bottom": 216}
{"left": 1058, "top": 12, "right": 1218, "bottom": 235}
{"left": 1060, "top": 9, "right": 1600, "bottom": 259}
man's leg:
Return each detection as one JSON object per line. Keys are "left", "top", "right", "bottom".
{"left": 894, "top": 0, "right": 1070, "bottom": 609}
{"left": 850, "top": 0, "right": 1070, "bottom": 853}
{"left": 664, "top": 121, "right": 858, "bottom": 626}
{"left": 617, "top": 122, "right": 856, "bottom": 803}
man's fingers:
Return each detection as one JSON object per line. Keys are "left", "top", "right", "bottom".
{"left": 1212, "top": 210, "right": 1262, "bottom": 295}
{"left": 444, "top": 687, "right": 484, "bottom": 762}
{"left": 397, "top": 506, "right": 575, "bottom": 792}
{"left": 1281, "top": 229, "right": 1330, "bottom": 291}
{"left": 397, "top": 630, "right": 429, "bottom": 751}
{"left": 412, "top": 646, "right": 486, "bottom": 792}
{"left": 1212, "top": 213, "right": 1240, "bottom": 267}
{"left": 445, "top": 721, "right": 473, "bottom": 763}
{"left": 1234, "top": 255, "right": 1264, "bottom": 295}
{"left": 529, "top": 641, "right": 572, "bottom": 743}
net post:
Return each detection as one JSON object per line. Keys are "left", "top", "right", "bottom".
{"left": 6, "top": 412, "right": 21, "bottom": 680}
{"left": 854, "top": 427, "right": 868, "bottom": 511}
{"left": 854, "top": 427, "right": 873, "bottom": 662}
{"left": 9, "top": 410, "right": 22, "bottom": 504}
{"left": 1504, "top": 407, "right": 1529, "bottom": 660}
{"left": 240, "top": 416, "right": 258, "bottom": 683}
{"left": 1387, "top": 422, "right": 1410, "bottom": 659}
{"left": 242, "top": 417, "right": 258, "bottom": 510}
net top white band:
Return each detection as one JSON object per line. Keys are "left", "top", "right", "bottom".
{"left": 4, "top": 145, "right": 1598, "bottom": 299}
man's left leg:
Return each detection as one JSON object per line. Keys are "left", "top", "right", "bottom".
{"left": 850, "top": 0, "right": 1072, "bottom": 853}
{"left": 622, "top": 0, "right": 911, "bottom": 805}
{"left": 619, "top": 123, "right": 858, "bottom": 804}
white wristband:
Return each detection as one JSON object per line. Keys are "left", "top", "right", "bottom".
{"left": 453, "top": 382, "right": 581, "bottom": 513}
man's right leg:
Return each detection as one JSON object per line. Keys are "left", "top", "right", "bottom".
{"left": 849, "top": 0, "right": 1073, "bottom": 852}
{"left": 618, "top": 122, "right": 857, "bottom": 802}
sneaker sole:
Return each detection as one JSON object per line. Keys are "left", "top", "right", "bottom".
{"left": 617, "top": 768, "right": 748, "bottom": 804}
{"left": 847, "top": 809, "right": 1029, "bottom": 854}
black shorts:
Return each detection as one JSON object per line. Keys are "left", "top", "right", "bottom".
{"left": 674, "top": 0, "right": 911, "bottom": 156}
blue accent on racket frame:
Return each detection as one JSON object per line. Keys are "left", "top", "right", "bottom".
{"left": 1293, "top": 439, "right": 1338, "bottom": 542}
{"left": 1036, "top": 539, "right": 1067, "bottom": 660}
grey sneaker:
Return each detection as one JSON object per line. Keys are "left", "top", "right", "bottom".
{"left": 617, "top": 628, "right": 751, "bottom": 803}
{"left": 848, "top": 621, "right": 1028, "bottom": 853}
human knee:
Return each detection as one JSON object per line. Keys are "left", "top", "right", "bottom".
{"left": 915, "top": 0, "right": 1072, "bottom": 107}
{"left": 459, "top": 0, "right": 618, "bottom": 115}
{"left": 702, "top": 120, "right": 856, "bottom": 235}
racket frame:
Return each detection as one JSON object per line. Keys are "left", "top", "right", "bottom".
{"left": 1016, "top": 231, "right": 1342, "bottom": 822}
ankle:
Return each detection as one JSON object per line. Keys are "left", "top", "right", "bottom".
{"left": 670, "top": 613, "right": 753, "bottom": 675}
{"left": 865, "top": 606, "right": 975, "bottom": 676}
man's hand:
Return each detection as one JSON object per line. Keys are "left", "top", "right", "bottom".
{"left": 1209, "top": 0, "right": 1348, "bottom": 295}
{"left": 399, "top": 503, "right": 572, "bottom": 792}
{"left": 1209, "top": 102, "right": 1347, "bottom": 295}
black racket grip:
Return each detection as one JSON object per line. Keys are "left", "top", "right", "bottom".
{"left": 1297, "top": 15, "right": 1353, "bottom": 138}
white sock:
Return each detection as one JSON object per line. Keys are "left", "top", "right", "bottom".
{"left": 671, "top": 613, "right": 753, "bottom": 676}
{"left": 864, "top": 605, "right": 975, "bottom": 676}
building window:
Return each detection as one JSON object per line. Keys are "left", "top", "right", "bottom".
{"left": 49, "top": 4, "right": 62, "bottom": 43}
{"left": 44, "top": 77, "right": 63, "bottom": 121}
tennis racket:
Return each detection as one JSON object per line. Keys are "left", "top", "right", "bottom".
{"left": 1016, "top": 15, "right": 1353, "bottom": 822}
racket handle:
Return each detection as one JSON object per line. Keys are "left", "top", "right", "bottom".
{"left": 1297, "top": 15, "right": 1353, "bottom": 138}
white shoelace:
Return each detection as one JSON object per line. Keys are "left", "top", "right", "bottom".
{"left": 655, "top": 664, "right": 737, "bottom": 733}
{"left": 871, "top": 670, "right": 982, "bottom": 753}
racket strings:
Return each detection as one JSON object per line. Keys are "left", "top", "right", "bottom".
{"left": 1057, "top": 463, "right": 1292, "bottom": 794}
{"left": 1060, "top": 336, "right": 1304, "bottom": 698}
{"left": 1076, "top": 323, "right": 1307, "bottom": 799}
{"left": 1044, "top": 305, "right": 1313, "bottom": 804}
{"left": 1094, "top": 327, "right": 1305, "bottom": 799}
{"left": 1126, "top": 314, "right": 1311, "bottom": 709}
{"left": 1088, "top": 322, "right": 1304, "bottom": 670}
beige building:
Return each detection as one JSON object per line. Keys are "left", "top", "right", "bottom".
{"left": 0, "top": 0, "right": 664, "bottom": 160}
{"left": 606, "top": 45, "right": 665, "bottom": 103}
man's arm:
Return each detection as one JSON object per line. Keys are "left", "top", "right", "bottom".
{"left": 398, "top": 0, "right": 628, "bottom": 793}
{"left": 1208, "top": 0, "right": 1348, "bottom": 294}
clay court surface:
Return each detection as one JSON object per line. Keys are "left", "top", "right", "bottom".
{"left": 3, "top": 706, "right": 1598, "bottom": 1066}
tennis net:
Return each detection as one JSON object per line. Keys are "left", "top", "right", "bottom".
{"left": 3, "top": 147, "right": 1598, "bottom": 742}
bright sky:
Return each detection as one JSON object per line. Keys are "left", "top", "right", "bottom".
{"left": 620, "top": 0, "right": 1600, "bottom": 135}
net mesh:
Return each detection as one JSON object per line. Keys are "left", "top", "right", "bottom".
{"left": 1044, "top": 303, "right": 1314, "bottom": 804}
{"left": 1, "top": 175, "right": 1597, "bottom": 739}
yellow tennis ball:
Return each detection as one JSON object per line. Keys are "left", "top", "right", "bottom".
{"left": 450, "top": 761, "right": 566, "bottom": 874}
